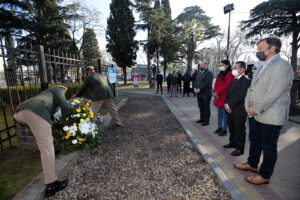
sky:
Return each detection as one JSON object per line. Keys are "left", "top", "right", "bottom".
{"left": 65, "top": 0, "right": 266, "bottom": 64}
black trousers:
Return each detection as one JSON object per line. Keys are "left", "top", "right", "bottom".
{"left": 167, "top": 83, "right": 171, "bottom": 93}
{"left": 183, "top": 82, "right": 190, "bottom": 96}
{"left": 247, "top": 117, "right": 282, "bottom": 179}
{"left": 227, "top": 113, "right": 247, "bottom": 151}
{"left": 156, "top": 82, "right": 163, "bottom": 93}
{"left": 197, "top": 93, "right": 211, "bottom": 122}
{"left": 177, "top": 83, "right": 182, "bottom": 94}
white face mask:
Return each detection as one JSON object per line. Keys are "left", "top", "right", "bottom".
{"left": 232, "top": 69, "right": 239, "bottom": 77}
{"left": 219, "top": 66, "right": 226, "bottom": 71}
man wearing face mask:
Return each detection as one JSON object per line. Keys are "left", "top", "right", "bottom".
{"left": 223, "top": 61, "right": 251, "bottom": 156}
{"left": 233, "top": 37, "right": 294, "bottom": 185}
{"left": 194, "top": 62, "right": 214, "bottom": 126}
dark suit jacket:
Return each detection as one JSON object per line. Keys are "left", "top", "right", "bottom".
{"left": 16, "top": 86, "right": 69, "bottom": 124}
{"left": 77, "top": 72, "right": 114, "bottom": 101}
{"left": 224, "top": 75, "right": 251, "bottom": 116}
{"left": 194, "top": 69, "right": 214, "bottom": 94}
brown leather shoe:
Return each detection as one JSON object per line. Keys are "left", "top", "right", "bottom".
{"left": 233, "top": 163, "right": 258, "bottom": 173}
{"left": 245, "top": 174, "right": 269, "bottom": 185}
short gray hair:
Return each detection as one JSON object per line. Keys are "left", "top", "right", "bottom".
{"left": 257, "top": 37, "right": 281, "bottom": 53}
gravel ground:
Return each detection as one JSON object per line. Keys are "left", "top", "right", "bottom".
{"left": 50, "top": 93, "right": 231, "bottom": 200}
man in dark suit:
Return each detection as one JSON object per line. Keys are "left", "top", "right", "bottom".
{"left": 192, "top": 70, "right": 198, "bottom": 96}
{"left": 14, "top": 86, "right": 69, "bottom": 197}
{"left": 182, "top": 70, "right": 192, "bottom": 97}
{"left": 156, "top": 71, "right": 163, "bottom": 94}
{"left": 223, "top": 61, "right": 251, "bottom": 156}
{"left": 72, "top": 66, "right": 121, "bottom": 127}
{"left": 194, "top": 62, "right": 214, "bottom": 126}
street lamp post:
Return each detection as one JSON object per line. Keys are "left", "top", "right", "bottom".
{"left": 224, "top": 3, "right": 234, "bottom": 60}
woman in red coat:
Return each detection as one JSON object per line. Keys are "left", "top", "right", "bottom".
{"left": 213, "top": 60, "right": 234, "bottom": 136}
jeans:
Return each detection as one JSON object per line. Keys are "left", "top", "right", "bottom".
{"left": 217, "top": 107, "right": 227, "bottom": 131}
{"left": 197, "top": 93, "right": 212, "bottom": 122}
{"left": 247, "top": 118, "right": 282, "bottom": 179}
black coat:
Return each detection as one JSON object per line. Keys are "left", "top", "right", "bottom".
{"left": 156, "top": 74, "right": 163, "bottom": 84}
{"left": 224, "top": 75, "right": 251, "bottom": 116}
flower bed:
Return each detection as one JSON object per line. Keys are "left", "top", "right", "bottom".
{"left": 52, "top": 98, "right": 103, "bottom": 154}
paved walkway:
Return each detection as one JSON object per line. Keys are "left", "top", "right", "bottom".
{"left": 121, "top": 88, "right": 300, "bottom": 200}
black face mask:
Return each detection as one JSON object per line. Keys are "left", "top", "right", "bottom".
{"left": 256, "top": 51, "right": 268, "bottom": 61}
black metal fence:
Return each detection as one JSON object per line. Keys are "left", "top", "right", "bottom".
{"left": 0, "top": 40, "right": 111, "bottom": 151}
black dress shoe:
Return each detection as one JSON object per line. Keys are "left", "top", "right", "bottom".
{"left": 231, "top": 149, "right": 244, "bottom": 156}
{"left": 223, "top": 143, "right": 236, "bottom": 148}
{"left": 201, "top": 121, "right": 209, "bottom": 126}
{"left": 214, "top": 128, "right": 222, "bottom": 134}
{"left": 45, "top": 179, "right": 69, "bottom": 197}
{"left": 218, "top": 130, "right": 227, "bottom": 136}
{"left": 196, "top": 119, "right": 204, "bottom": 123}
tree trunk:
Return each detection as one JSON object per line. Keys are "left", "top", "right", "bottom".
{"left": 163, "top": 61, "right": 167, "bottom": 81}
{"left": 289, "top": 30, "right": 299, "bottom": 112}
{"left": 123, "top": 67, "right": 127, "bottom": 85}
{"left": 147, "top": 28, "right": 154, "bottom": 88}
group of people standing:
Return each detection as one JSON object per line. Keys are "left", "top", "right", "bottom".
{"left": 194, "top": 37, "right": 294, "bottom": 185}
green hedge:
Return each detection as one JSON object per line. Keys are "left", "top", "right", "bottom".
{"left": 0, "top": 82, "right": 116, "bottom": 105}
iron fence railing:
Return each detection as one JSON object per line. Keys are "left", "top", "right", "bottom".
{"left": 0, "top": 39, "right": 111, "bottom": 151}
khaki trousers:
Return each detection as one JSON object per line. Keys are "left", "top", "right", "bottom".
{"left": 14, "top": 110, "right": 57, "bottom": 184}
{"left": 91, "top": 98, "right": 121, "bottom": 125}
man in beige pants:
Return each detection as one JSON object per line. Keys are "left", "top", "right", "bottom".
{"left": 14, "top": 86, "right": 69, "bottom": 197}
{"left": 72, "top": 66, "right": 121, "bottom": 126}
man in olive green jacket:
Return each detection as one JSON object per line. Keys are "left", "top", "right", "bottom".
{"left": 72, "top": 66, "right": 121, "bottom": 126}
{"left": 14, "top": 85, "right": 69, "bottom": 197}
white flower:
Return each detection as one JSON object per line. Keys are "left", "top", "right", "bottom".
{"left": 91, "top": 123, "right": 98, "bottom": 138}
{"left": 71, "top": 102, "right": 75, "bottom": 105}
{"left": 79, "top": 121, "right": 92, "bottom": 135}
{"left": 63, "top": 126, "right": 69, "bottom": 132}
{"left": 69, "top": 125, "right": 77, "bottom": 135}
{"left": 80, "top": 118, "right": 85, "bottom": 123}
{"left": 72, "top": 139, "right": 78, "bottom": 144}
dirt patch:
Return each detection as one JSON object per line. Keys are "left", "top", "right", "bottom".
{"left": 50, "top": 93, "right": 231, "bottom": 199}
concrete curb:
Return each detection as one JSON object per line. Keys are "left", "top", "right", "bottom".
{"left": 161, "top": 96, "right": 246, "bottom": 200}
{"left": 13, "top": 97, "right": 128, "bottom": 200}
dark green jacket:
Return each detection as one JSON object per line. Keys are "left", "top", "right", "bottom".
{"left": 16, "top": 86, "right": 69, "bottom": 124}
{"left": 77, "top": 72, "right": 114, "bottom": 101}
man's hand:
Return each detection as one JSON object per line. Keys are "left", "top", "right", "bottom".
{"left": 71, "top": 94, "right": 76, "bottom": 99}
{"left": 213, "top": 92, "right": 219, "bottom": 99}
{"left": 194, "top": 88, "right": 200, "bottom": 94}
{"left": 245, "top": 105, "right": 256, "bottom": 116}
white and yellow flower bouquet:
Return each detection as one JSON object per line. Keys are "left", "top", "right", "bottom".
{"left": 53, "top": 97, "right": 103, "bottom": 153}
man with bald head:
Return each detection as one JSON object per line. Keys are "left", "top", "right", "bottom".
{"left": 194, "top": 61, "right": 214, "bottom": 126}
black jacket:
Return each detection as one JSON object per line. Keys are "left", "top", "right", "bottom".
{"left": 224, "top": 75, "right": 251, "bottom": 116}
{"left": 194, "top": 69, "right": 214, "bottom": 94}
{"left": 182, "top": 73, "right": 192, "bottom": 83}
{"left": 156, "top": 74, "right": 163, "bottom": 84}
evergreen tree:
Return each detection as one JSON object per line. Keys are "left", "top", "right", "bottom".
{"left": 82, "top": 28, "right": 101, "bottom": 63}
{"left": 135, "top": 0, "right": 155, "bottom": 87}
{"left": 106, "top": 0, "right": 138, "bottom": 84}
{"left": 0, "top": 0, "right": 75, "bottom": 51}
{"left": 161, "top": 0, "right": 178, "bottom": 78}
{"left": 176, "top": 6, "right": 220, "bottom": 72}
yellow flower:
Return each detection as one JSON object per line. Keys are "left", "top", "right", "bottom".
{"left": 65, "top": 132, "right": 71, "bottom": 139}
{"left": 73, "top": 123, "right": 77, "bottom": 126}
{"left": 88, "top": 115, "right": 91, "bottom": 118}
{"left": 76, "top": 108, "right": 81, "bottom": 113}
{"left": 78, "top": 138, "right": 86, "bottom": 142}
{"left": 78, "top": 126, "right": 81, "bottom": 129}
{"left": 83, "top": 107, "right": 86, "bottom": 111}
{"left": 86, "top": 102, "right": 89, "bottom": 106}
{"left": 89, "top": 111, "right": 94, "bottom": 116}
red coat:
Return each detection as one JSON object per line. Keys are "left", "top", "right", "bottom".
{"left": 213, "top": 71, "right": 234, "bottom": 107}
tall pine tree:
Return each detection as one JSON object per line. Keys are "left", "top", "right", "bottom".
{"left": 106, "top": 0, "right": 138, "bottom": 84}
{"left": 82, "top": 28, "right": 101, "bottom": 63}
